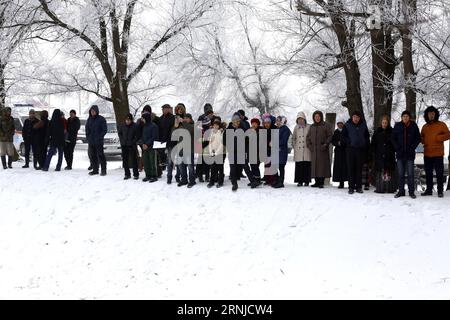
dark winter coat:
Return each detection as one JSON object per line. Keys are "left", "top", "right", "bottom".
{"left": 119, "top": 122, "right": 141, "bottom": 147}
{"left": 142, "top": 114, "right": 159, "bottom": 149}
{"left": 22, "top": 117, "right": 39, "bottom": 144}
{"left": 278, "top": 125, "right": 292, "bottom": 165}
{"left": 306, "top": 111, "right": 333, "bottom": 178}
{"left": 342, "top": 119, "right": 370, "bottom": 149}
{"left": 332, "top": 129, "right": 348, "bottom": 182}
{"left": 46, "top": 109, "right": 66, "bottom": 148}
{"left": 224, "top": 121, "right": 247, "bottom": 164}
{"left": 85, "top": 105, "right": 107, "bottom": 145}
{"left": 391, "top": 120, "right": 421, "bottom": 161}
{"left": 0, "top": 114, "right": 15, "bottom": 143}
{"left": 158, "top": 113, "right": 175, "bottom": 144}
{"left": 67, "top": 116, "right": 81, "bottom": 143}
{"left": 33, "top": 113, "right": 49, "bottom": 148}
{"left": 371, "top": 126, "right": 396, "bottom": 171}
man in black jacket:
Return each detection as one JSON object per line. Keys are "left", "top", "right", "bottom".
{"left": 22, "top": 109, "right": 39, "bottom": 169}
{"left": 158, "top": 104, "right": 175, "bottom": 181}
{"left": 86, "top": 105, "right": 107, "bottom": 176}
{"left": 64, "top": 110, "right": 81, "bottom": 170}
{"left": 392, "top": 110, "right": 421, "bottom": 199}
{"left": 341, "top": 111, "right": 370, "bottom": 194}
{"left": 119, "top": 113, "right": 141, "bottom": 180}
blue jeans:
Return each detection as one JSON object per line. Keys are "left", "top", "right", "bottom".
{"left": 397, "top": 159, "right": 415, "bottom": 193}
{"left": 44, "top": 145, "right": 64, "bottom": 170}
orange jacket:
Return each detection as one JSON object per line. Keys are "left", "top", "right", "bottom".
{"left": 421, "top": 121, "right": 450, "bottom": 157}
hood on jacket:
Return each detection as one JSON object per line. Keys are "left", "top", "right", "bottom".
{"left": 89, "top": 105, "right": 100, "bottom": 117}
{"left": 296, "top": 112, "right": 307, "bottom": 122}
{"left": 142, "top": 113, "right": 153, "bottom": 124}
{"left": 312, "top": 111, "right": 324, "bottom": 124}
{"left": 51, "top": 109, "right": 62, "bottom": 122}
{"left": 424, "top": 106, "right": 440, "bottom": 123}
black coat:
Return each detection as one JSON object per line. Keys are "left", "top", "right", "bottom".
{"left": 224, "top": 122, "right": 247, "bottom": 164}
{"left": 371, "top": 127, "right": 396, "bottom": 171}
{"left": 158, "top": 113, "right": 175, "bottom": 145}
{"left": 85, "top": 105, "right": 107, "bottom": 145}
{"left": 332, "top": 129, "right": 348, "bottom": 182}
{"left": 22, "top": 117, "right": 39, "bottom": 144}
{"left": 118, "top": 122, "right": 141, "bottom": 147}
{"left": 67, "top": 117, "right": 81, "bottom": 143}
{"left": 47, "top": 110, "right": 65, "bottom": 148}
{"left": 392, "top": 121, "right": 421, "bottom": 160}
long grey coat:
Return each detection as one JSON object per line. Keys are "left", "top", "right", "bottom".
{"left": 306, "top": 114, "right": 333, "bottom": 178}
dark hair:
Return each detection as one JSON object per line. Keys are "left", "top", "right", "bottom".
{"left": 161, "top": 104, "right": 171, "bottom": 109}
{"left": 70, "top": 109, "right": 76, "bottom": 115}
{"left": 424, "top": 106, "right": 440, "bottom": 123}
{"left": 126, "top": 113, "right": 134, "bottom": 121}
{"left": 401, "top": 110, "right": 411, "bottom": 118}
{"left": 143, "top": 105, "right": 152, "bottom": 113}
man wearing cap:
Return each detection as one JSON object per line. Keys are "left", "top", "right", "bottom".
{"left": 22, "top": 109, "right": 40, "bottom": 169}
{"left": 392, "top": 110, "right": 421, "bottom": 199}
{"left": 420, "top": 106, "right": 450, "bottom": 198}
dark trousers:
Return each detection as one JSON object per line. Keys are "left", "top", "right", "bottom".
{"left": 196, "top": 155, "right": 210, "bottom": 180}
{"left": 210, "top": 163, "right": 224, "bottom": 185}
{"left": 36, "top": 142, "right": 47, "bottom": 168}
{"left": 347, "top": 147, "right": 364, "bottom": 190}
{"left": 250, "top": 163, "right": 261, "bottom": 180}
{"left": 88, "top": 143, "right": 107, "bottom": 173}
{"left": 122, "top": 145, "right": 139, "bottom": 178}
{"left": 230, "top": 162, "right": 254, "bottom": 185}
{"left": 64, "top": 141, "right": 76, "bottom": 168}
{"left": 397, "top": 159, "right": 415, "bottom": 193}
{"left": 424, "top": 156, "right": 445, "bottom": 193}
{"left": 24, "top": 141, "right": 38, "bottom": 167}
{"left": 278, "top": 164, "right": 286, "bottom": 184}
{"left": 44, "top": 145, "right": 64, "bottom": 170}
{"left": 179, "top": 154, "right": 195, "bottom": 184}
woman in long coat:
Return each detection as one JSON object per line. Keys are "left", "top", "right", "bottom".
{"left": 306, "top": 111, "right": 333, "bottom": 188}
{"left": 332, "top": 120, "right": 348, "bottom": 188}
{"left": 371, "top": 115, "right": 397, "bottom": 193}
{"left": 292, "top": 111, "right": 311, "bottom": 186}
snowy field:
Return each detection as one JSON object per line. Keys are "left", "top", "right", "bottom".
{"left": 1, "top": 148, "right": 450, "bottom": 300}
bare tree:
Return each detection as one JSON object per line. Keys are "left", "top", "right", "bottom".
{"left": 24, "top": 0, "right": 215, "bottom": 124}
{"left": 0, "top": 0, "right": 36, "bottom": 108}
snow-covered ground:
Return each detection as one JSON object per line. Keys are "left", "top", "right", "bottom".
{"left": 1, "top": 148, "right": 450, "bottom": 299}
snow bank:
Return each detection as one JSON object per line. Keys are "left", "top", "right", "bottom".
{"left": 0, "top": 151, "right": 449, "bottom": 299}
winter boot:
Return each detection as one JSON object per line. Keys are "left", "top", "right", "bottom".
{"left": 1, "top": 156, "right": 7, "bottom": 169}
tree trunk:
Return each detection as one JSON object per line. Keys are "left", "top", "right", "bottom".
{"left": 370, "top": 26, "right": 396, "bottom": 128}
{"left": 110, "top": 77, "right": 130, "bottom": 127}
{"left": 0, "top": 63, "right": 6, "bottom": 109}
{"left": 328, "top": 1, "right": 364, "bottom": 119}
{"left": 400, "top": 0, "right": 417, "bottom": 120}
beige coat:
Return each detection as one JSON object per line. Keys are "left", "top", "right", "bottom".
{"left": 292, "top": 124, "right": 311, "bottom": 162}
{"left": 208, "top": 128, "right": 225, "bottom": 156}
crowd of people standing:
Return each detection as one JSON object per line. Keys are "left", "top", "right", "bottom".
{"left": 1, "top": 103, "right": 449, "bottom": 197}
